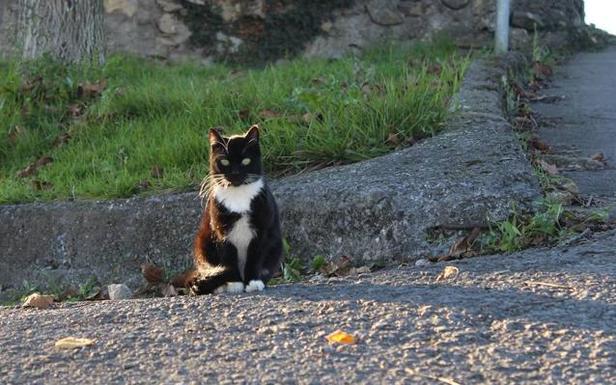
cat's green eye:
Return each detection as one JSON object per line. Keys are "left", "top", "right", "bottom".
{"left": 241, "top": 158, "right": 251, "bottom": 166}
{"left": 220, "top": 158, "right": 230, "bottom": 166}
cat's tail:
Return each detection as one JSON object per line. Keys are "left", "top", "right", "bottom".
{"left": 178, "top": 265, "right": 237, "bottom": 295}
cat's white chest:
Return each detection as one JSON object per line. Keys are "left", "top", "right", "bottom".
{"left": 213, "top": 179, "right": 263, "bottom": 213}
{"left": 213, "top": 179, "right": 263, "bottom": 279}
{"left": 226, "top": 214, "right": 255, "bottom": 279}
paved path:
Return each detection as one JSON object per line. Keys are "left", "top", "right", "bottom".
{"left": 2, "top": 230, "right": 615, "bottom": 385}
{"left": 535, "top": 46, "right": 616, "bottom": 199}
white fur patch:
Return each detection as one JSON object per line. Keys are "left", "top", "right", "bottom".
{"left": 226, "top": 281, "right": 245, "bottom": 294}
{"left": 213, "top": 178, "right": 263, "bottom": 213}
{"left": 245, "top": 280, "right": 265, "bottom": 293}
{"left": 226, "top": 214, "right": 256, "bottom": 280}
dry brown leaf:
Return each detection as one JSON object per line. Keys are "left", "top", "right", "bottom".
{"left": 537, "top": 159, "right": 559, "bottom": 176}
{"left": 67, "top": 103, "right": 83, "bottom": 117}
{"left": 141, "top": 263, "right": 165, "bottom": 284}
{"left": 528, "top": 137, "right": 550, "bottom": 153}
{"left": 325, "top": 330, "right": 357, "bottom": 345}
{"left": 448, "top": 227, "right": 481, "bottom": 258}
{"left": 258, "top": 109, "right": 280, "bottom": 119}
{"left": 238, "top": 108, "right": 250, "bottom": 120}
{"left": 22, "top": 293, "right": 55, "bottom": 309}
{"left": 348, "top": 266, "right": 371, "bottom": 276}
{"left": 31, "top": 180, "right": 53, "bottom": 191}
{"left": 7, "top": 125, "right": 25, "bottom": 143}
{"left": 386, "top": 132, "right": 401, "bottom": 146}
{"left": 16, "top": 164, "right": 37, "bottom": 178}
{"left": 322, "top": 255, "right": 352, "bottom": 277}
{"left": 533, "top": 61, "right": 553, "bottom": 79}
{"left": 427, "top": 63, "right": 443, "bottom": 76}
{"left": 150, "top": 165, "right": 164, "bottom": 179}
{"left": 77, "top": 79, "right": 107, "bottom": 98}
{"left": 16, "top": 156, "right": 53, "bottom": 178}
{"left": 35, "top": 156, "right": 53, "bottom": 167}
{"left": 590, "top": 152, "right": 606, "bottom": 163}
{"left": 435, "top": 266, "right": 459, "bottom": 282}
{"left": 54, "top": 337, "right": 95, "bottom": 349}
{"left": 53, "top": 132, "right": 72, "bottom": 148}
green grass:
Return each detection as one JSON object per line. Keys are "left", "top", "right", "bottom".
{"left": 0, "top": 39, "right": 469, "bottom": 204}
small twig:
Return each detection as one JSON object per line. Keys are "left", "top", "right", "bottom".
{"left": 405, "top": 369, "right": 463, "bottom": 385}
{"left": 524, "top": 281, "right": 571, "bottom": 290}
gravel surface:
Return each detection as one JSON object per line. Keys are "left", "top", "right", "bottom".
{"left": 2, "top": 230, "right": 616, "bottom": 385}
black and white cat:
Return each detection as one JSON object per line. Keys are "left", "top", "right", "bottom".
{"left": 189, "top": 125, "right": 282, "bottom": 295}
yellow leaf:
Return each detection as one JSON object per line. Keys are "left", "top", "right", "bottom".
{"left": 54, "top": 337, "right": 95, "bottom": 349}
{"left": 22, "top": 293, "right": 55, "bottom": 309}
{"left": 326, "top": 330, "right": 357, "bottom": 345}
{"left": 435, "top": 266, "right": 459, "bottom": 282}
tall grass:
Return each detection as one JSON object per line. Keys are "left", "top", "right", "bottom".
{"left": 0, "top": 39, "right": 469, "bottom": 203}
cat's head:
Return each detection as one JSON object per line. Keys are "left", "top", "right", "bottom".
{"left": 208, "top": 125, "right": 262, "bottom": 187}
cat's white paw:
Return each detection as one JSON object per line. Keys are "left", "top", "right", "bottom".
{"left": 226, "top": 281, "right": 245, "bottom": 294}
{"left": 245, "top": 280, "right": 265, "bottom": 293}
{"left": 213, "top": 285, "right": 226, "bottom": 294}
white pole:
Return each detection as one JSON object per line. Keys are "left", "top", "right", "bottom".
{"left": 495, "top": 0, "right": 511, "bottom": 53}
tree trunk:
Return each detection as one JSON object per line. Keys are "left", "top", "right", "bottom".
{"left": 16, "top": 0, "right": 105, "bottom": 64}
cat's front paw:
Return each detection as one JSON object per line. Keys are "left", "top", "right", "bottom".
{"left": 225, "top": 281, "right": 245, "bottom": 294}
{"left": 245, "top": 280, "right": 265, "bottom": 293}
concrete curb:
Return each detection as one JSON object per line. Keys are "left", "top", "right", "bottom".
{"left": 0, "top": 53, "right": 541, "bottom": 298}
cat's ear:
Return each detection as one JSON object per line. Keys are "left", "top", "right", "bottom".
{"left": 245, "top": 124, "right": 259, "bottom": 143}
{"left": 208, "top": 127, "right": 224, "bottom": 146}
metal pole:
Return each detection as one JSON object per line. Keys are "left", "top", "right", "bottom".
{"left": 495, "top": 0, "right": 511, "bottom": 53}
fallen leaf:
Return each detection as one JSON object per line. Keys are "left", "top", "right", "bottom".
{"left": 448, "top": 227, "right": 481, "bottom": 258}
{"left": 537, "top": 159, "right": 559, "bottom": 176}
{"left": 7, "top": 125, "right": 25, "bottom": 143}
{"left": 22, "top": 293, "right": 55, "bottom": 309}
{"left": 53, "top": 132, "right": 72, "bottom": 148}
{"left": 347, "top": 266, "right": 372, "bottom": 276}
{"left": 16, "top": 156, "right": 54, "bottom": 178}
{"left": 386, "top": 132, "right": 401, "bottom": 146}
{"left": 160, "top": 284, "right": 178, "bottom": 297}
{"left": 135, "top": 180, "right": 151, "bottom": 191}
{"left": 427, "top": 63, "right": 442, "bottom": 76}
{"left": 301, "top": 112, "right": 323, "bottom": 124}
{"left": 16, "top": 164, "right": 37, "bottom": 178}
{"left": 36, "top": 156, "right": 53, "bottom": 167}
{"left": 77, "top": 79, "right": 107, "bottom": 98}
{"left": 141, "top": 263, "right": 165, "bottom": 284}
{"left": 326, "top": 330, "right": 357, "bottom": 345}
{"left": 67, "top": 103, "right": 83, "bottom": 117}
{"left": 150, "top": 165, "right": 164, "bottom": 179}
{"left": 20, "top": 75, "right": 43, "bottom": 93}
{"left": 54, "top": 337, "right": 95, "bottom": 349}
{"left": 533, "top": 61, "right": 553, "bottom": 80}
{"left": 238, "top": 108, "right": 250, "bottom": 120}
{"left": 590, "top": 152, "right": 606, "bottom": 163}
{"left": 528, "top": 137, "right": 550, "bottom": 153}
{"left": 258, "top": 109, "right": 280, "bottom": 119}
{"left": 31, "top": 180, "right": 53, "bottom": 191}
{"left": 435, "top": 266, "right": 459, "bottom": 282}
{"left": 322, "top": 255, "right": 352, "bottom": 277}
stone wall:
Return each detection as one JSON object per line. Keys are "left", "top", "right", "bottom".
{"left": 1, "top": 0, "right": 588, "bottom": 63}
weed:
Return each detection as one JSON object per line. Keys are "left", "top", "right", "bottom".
{"left": 311, "top": 255, "right": 326, "bottom": 271}
{"left": 481, "top": 200, "right": 564, "bottom": 253}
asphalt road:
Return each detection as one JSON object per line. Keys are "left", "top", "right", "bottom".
{"left": 536, "top": 45, "right": 616, "bottom": 199}
{"left": 2, "top": 230, "right": 615, "bottom": 385}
